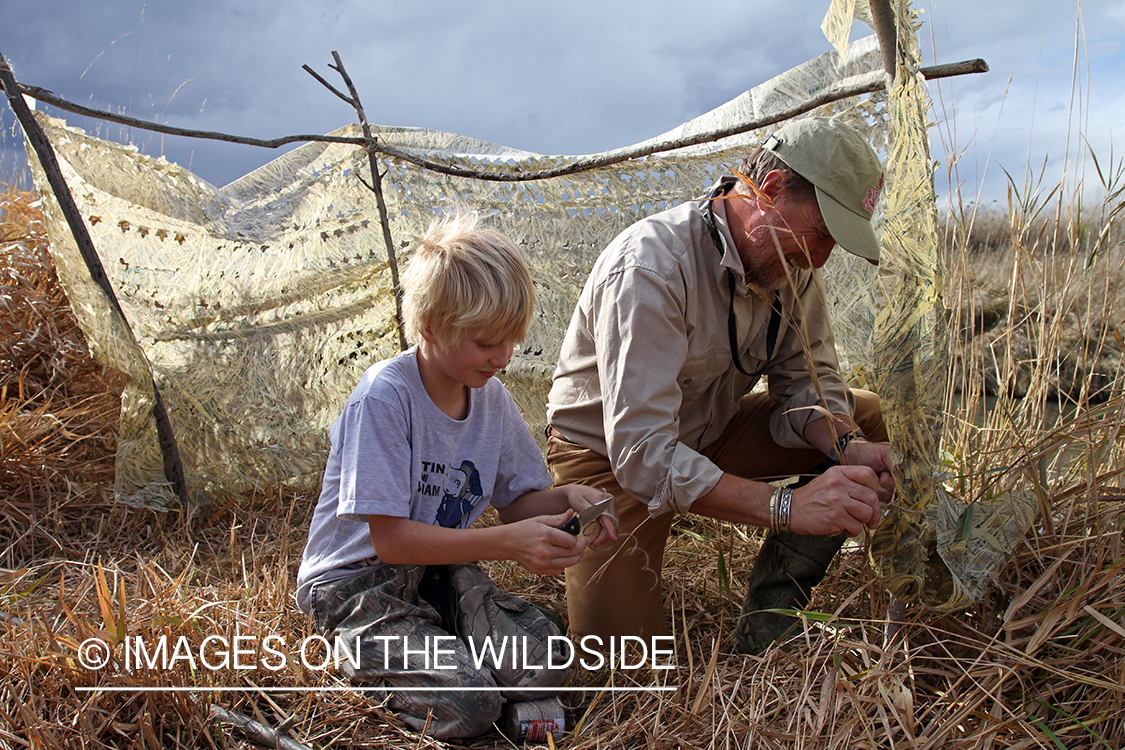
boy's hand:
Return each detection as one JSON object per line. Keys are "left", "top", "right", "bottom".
{"left": 505, "top": 512, "right": 588, "bottom": 576}
{"left": 563, "top": 485, "right": 619, "bottom": 550}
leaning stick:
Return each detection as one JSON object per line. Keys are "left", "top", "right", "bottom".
{"left": 0, "top": 49, "right": 189, "bottom": 504}
{"left": 18, "top": 82, "right": 366, "bottom": 149}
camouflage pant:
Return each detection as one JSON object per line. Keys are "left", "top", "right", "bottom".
{"left": 310, "top": 562, "right": 568, "bottom": 739}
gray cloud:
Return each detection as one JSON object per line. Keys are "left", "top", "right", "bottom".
{"left": 1, "top": 0, "right": 1120, "bottom": 205}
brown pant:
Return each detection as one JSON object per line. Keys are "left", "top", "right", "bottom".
{"left": 546, "top": 389, "right": 887, "bottom": 640}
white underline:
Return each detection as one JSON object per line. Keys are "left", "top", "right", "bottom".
{"left": 76, "top": 685, "right": 678, "bottom": 693}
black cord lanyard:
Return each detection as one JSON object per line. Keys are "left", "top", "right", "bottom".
{"left": 701, "top": 180, "right": 782, "bottom": 379}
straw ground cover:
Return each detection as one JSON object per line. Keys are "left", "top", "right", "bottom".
{"left": 2, "top": 161, "right": 1124, "bottom": 749}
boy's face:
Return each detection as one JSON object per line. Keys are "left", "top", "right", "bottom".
{"left": 426, "top": 327, "right": 515, "bottom": 390}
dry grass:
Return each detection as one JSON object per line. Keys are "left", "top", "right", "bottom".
{"left": 3, "top": 163, "right": 1124, "bottom": 750}
{"left": 945, "top": 195, "right": 1125, "bottom": 408}
{"left": 0, "top": 184, "right": 124, "bottom": 566}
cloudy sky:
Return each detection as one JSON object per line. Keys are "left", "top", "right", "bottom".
{"left": 1, "top": 1, "right": 1122, "bottom": 207}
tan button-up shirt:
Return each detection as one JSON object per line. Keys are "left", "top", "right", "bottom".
{"left": 546, "top": 192, "right": 853, "bottom": 516}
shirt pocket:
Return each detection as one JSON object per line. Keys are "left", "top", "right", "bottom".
{"left": 677, "top": 347, "right": 731, "bottom": 402}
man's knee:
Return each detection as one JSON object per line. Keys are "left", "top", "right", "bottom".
{"left": 852, "top": 389, "right": 887, "bottom": 442}
{"left": 565, "top": 501, "right": 672, "bottom": 640}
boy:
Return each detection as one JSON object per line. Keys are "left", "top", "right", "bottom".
{"left": 296, "top": 214, "right": 615, "bottom": 740}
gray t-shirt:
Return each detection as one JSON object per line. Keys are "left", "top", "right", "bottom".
{"left": 295, "top": 347, "right": 551, "bottom": 611}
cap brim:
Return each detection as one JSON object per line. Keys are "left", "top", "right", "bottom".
{"left": 816, "top": 187, "right": 880, "bottom": 264}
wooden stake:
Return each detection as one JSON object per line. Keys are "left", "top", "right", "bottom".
{"left": 0, "top": 50, "right": 188, "bottom": 504}
{"left": 869, "top": 0, "right": 900, "bottom": 80}
{"left": 885, "top": 596, "right": 907, "bottom": 651}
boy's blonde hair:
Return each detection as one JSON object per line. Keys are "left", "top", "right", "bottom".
{"left": 400, "top": 213, "right": 535, "bottom": 346}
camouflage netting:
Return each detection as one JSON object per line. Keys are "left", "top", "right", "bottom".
{"left": 838, "top": 0, "right": 1038, "bottom": 611}
{"left": 24, "top": 0, "right": 1033, "bottom": 612}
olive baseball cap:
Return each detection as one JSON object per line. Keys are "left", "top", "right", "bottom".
{"left": 762, "top": 117, "right": 884, "bottom": 263}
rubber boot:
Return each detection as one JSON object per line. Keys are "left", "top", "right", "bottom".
{"left": 734, "top": 529, "right": 846, "bottom": 654}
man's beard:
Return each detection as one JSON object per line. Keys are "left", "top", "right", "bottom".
{"left": 741, "top": 228, "right": 795, "bottom": 292}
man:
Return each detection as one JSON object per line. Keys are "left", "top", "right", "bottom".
{"left": 545, "top": 117, "right": 895, "bottom": 654}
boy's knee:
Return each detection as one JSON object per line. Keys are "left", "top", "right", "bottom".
{"left": 449, "top": 564, "right": 569, "bottom": 687}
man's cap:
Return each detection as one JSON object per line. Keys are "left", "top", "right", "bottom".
{"left": 762, "top": 117, "right": 884, "bottom": 263}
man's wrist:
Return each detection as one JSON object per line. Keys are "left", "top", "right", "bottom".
{"left": 828, "top": 430, "right": 865, "bottom": 464}
{"left": 769, "top": 486, "right": 792, "bottom": 534}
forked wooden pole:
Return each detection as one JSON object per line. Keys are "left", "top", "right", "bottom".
{"left": 304, "top": 53, "right": 408, "bottom": 352}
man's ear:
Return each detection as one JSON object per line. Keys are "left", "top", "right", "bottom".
{"left": 757, "top": 170, "right": 788, "bottom": 204}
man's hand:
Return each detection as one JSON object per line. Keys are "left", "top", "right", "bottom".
{"left": 845, "top": 440, "right": 895, "bottom": 502}
{"left": 789, "top": 465, "right": 882, "bottom": 536}
{"left": 803, "top": 418, "right": 896, "bottom": 504}
{"left": 561, "top": 484, "right": 619, "bottom": 549}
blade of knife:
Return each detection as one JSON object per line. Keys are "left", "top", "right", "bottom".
{"left": 558, "top": 496, "right": 611, "bottom": 536}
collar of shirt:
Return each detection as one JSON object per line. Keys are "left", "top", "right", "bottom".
{"left": 709, "top": 195, "right": 750, "bottom": 296}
